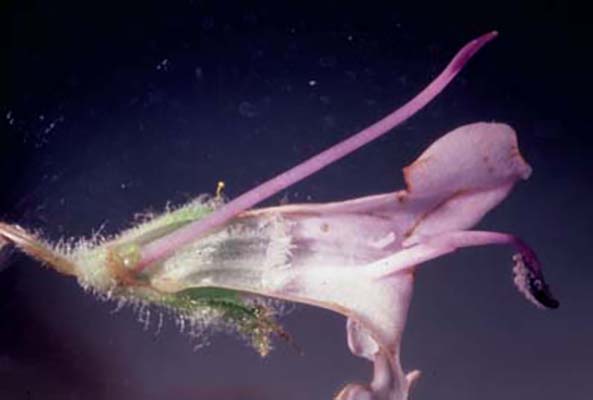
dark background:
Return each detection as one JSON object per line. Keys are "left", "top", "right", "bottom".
{"left": 1, "top": 1, "right": 591, "bottom": 399}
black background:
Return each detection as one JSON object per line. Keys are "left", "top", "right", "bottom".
{"left": 1, "top": 1, "right": 591, "bottom": 399}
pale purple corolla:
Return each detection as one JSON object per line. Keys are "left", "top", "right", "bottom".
{"left": 140, "top": 31, "right": 557, "bottom": 399}
{"left": 149, "top": 122, "right": 557, "bottom": 400}
{"left": 0, "top": 32, "right": 557, "bottom": 400}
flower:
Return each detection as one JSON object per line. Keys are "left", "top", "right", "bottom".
{"left": 0, "top": 32, "right": 557, "bottom": 400}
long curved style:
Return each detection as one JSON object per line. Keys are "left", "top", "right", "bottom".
{"left": 135, "top": 31, "right": 499, "bottom": 270}
{"left": 0, "top": 33, "right": 558, "bottom": 400}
